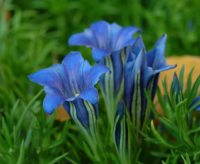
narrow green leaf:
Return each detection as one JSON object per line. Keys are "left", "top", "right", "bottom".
{"left": 11, "top": 99, "right": 20, "bottom": 119}
{"left": 181, "top": 153, "right": 191, "bottom": 164}
{"left": 48, "top": 152, "right": 68, "bottom": 164}
{"left": 151, "top": 121, "right": 177, "bottom": 149}
{"left": 2, "top": 118, "right": 12, "bottom": 148}
{"left": 16, "top": 89, "right": 43, "bottom": 131}
{"left": 17, "top": 140, "right": 25, "bottom": 164}
{"left": 185, "top": 68, "right": 194, "bottom": 96}
{"left": 179, "top": 65, "right": 185, "bottom": 90}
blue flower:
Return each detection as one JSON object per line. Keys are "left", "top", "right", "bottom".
{"left": 113, "top": 34, "right": 176, "bottom": 155}
{"left": 146, "top": 34, "right": 177, "bottom": 102}
{"left": 68, "top": 20, "right": 140, "bottom": 62}
{"left": 146, "top": 34, "right": 175, "bottom": 74}
{"left": 28, "top": 51, "right": 109, "bottom": 128}
{"left": 124, "top": 35, "right": 176, "bottom": 120}
{"left": 68, "top": 21, "right": 140, "bottom": 129}
{"left": 191, "top": 97, "right": 200, "bottom": 111}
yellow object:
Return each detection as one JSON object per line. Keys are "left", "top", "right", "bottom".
{"left": 156, "top": 56, "right": 200, "bottom": 114}
{"left": 158, "top": 56, "right": 200, "bottom": 91}
{"left": 56, "top": 106, "right": 70, "bottom": 122}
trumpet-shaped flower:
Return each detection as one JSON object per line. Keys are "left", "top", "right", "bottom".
{"left": 68, "top": 21, "right": 140, "bottom": 129}
{"left": 28, "top": 51, "right": 109, "bottom": 128}
{"left": 124, "top": 35, "right": 176, "bottom": 122}
{"left": 113, "top": 35, "right": 176, "bottom": 150}
{"left": 68, "top": 20, "right": 140, "bottom": 62}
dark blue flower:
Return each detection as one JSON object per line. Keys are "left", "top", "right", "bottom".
{"left": 114, "top": 101, "right": 126, "bottom": 148}
{"left": 68, "top": 21, "right": 140, "bottom": 128}
{"left": 124, "top": 35, "right": 176, "bottom": 121}
{"left": 146, "top": 34, "right": 176, "bottom": 101}
{"left": 28, "top": 51, "right": 109, "bottom": 128}
{"left": 146, "top": 34, "right": 175, "bottom": 74}
{"left": 68, "top": 20, "right": 140, "bottom": 62}
{"left": 171, "top": 73, "right": 181, "bottom": 94}
{"left": 191, "top": 97, "right": 200, "bottom": 111}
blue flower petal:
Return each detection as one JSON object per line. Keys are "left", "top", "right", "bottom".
{"left": 80, "top": 88, "right": 98, "bottom": 104}
{"left": 92, "top": 47, "right": 109, "bottom": 62}
{"left": 66, "top": 87, "right": 98, "bottom": 104}
{"left": 146, "top": 34, "right": 176, "bottom": 74}
{"left": 114, "top": 100, "right": 126, "bottom": 148}
{"left": 62, "top": 51, "right": 84, "bottom": 70}
{"left": 91, "top": 21, "right": 110, "bottom": 48}
{"left": 65, "top": 96, "right": 77, "bottom": 102}
{"left": 43, "top": 87, "right": 65, "bottom": 114}
{"left": 111, "top": 50, "right": 124, "bottom": 93}
{"left": 28, "top": 64, "right": 62, "bottom": 87}
{"left": 155, "top": 34, "right": 167, "bottom": 47}
{"left": 134, "top": 49, "right": 145, "bottom": 72}
{"left": 86, "top": 64, "right": 110, "bottom": 86}
{"left": 68, "top": 21, "right": 110, "bottom": 49}
{"left": 68, "top": 32, "right": 93, "bottom": 47}
{"left": 28, "top": 64, "right": 66, "bottom": 97}
{"left": 124, "top": 49, "right": 145, "bottom": 109}
{"left": 191, "top": 97, "right": 200, "bottom": 111}
{"left": 72, "top": 99, "right": 90, "bottom": 128}
{"left": 153, "top": 65, "right": 176, "bottom": 74}
{"left": 62, "top": 51, "right": 108, "bottom": 100}
{"left": 115, "top": 27, "right": 140, "bottom": 50}
{"left": 125, "top": 36, "right": 145, "bottom": 64}
{"left": 62, "top": 51, "right": 86, "bottom": 96}
{"left": 110, "top": 23, "right": 122, "bottom": 46}
{"left": 64, "top": 99, "right": 98, "bottom": 129}
{"left": 133, "top": 35, "right": 146, "bottom": 54}
{"left": 68, "top": 21, "right": 140, "bottom": 62}
{"left": 147, "top": 34, "right": 167, "bottom": 69}
{"left": 142, "top": 66, "right": 154, "bottom": 87}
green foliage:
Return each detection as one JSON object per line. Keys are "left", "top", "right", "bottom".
{"left": 10, "top": 0, "right": 200, "bottom": 55}
{"left": 0, "top": 91, "right": 70, "bottom": 163}
{"left": 145, "top": 67, "right": 200, "bottom": 163}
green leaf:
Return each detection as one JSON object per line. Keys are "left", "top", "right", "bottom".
{"left": 179, "top": 65, "right": 185, "bottom": 90}
{"left": 150, "top": 121, "right": 178, "bottom": 149}
{"left": 48, "top": 152, "right": 68, "bottom": 164}
{"left": 16, "top": 89, "right": 43, "bottom": 131}
{"left": 185, "top": 68, "right": 194, "bottom": 96}
{"left": 17, "top": 140, "right": 25, "bottom": 164}
{"left": 181, "top": 153, "right": 191, "bottom": 164}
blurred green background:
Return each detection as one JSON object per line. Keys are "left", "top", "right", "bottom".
{"left": 0, "top": 0, "right": 200, "bottom": 163}
{"left": 1, "top": 0, "right": 200, "bottom": 105}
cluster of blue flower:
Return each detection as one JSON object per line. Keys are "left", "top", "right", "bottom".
{"left": 29, "top": 20, "right": 177, "bottom": 150}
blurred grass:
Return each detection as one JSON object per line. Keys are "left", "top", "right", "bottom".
{"left": 11, "top": 0, "right": 200, "bottom": 55}
{"left": 1, "top": 0, "right": 199, "bottom": 107}
{"left": 0, "top": 0, "right": 200, "bottom": 163}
